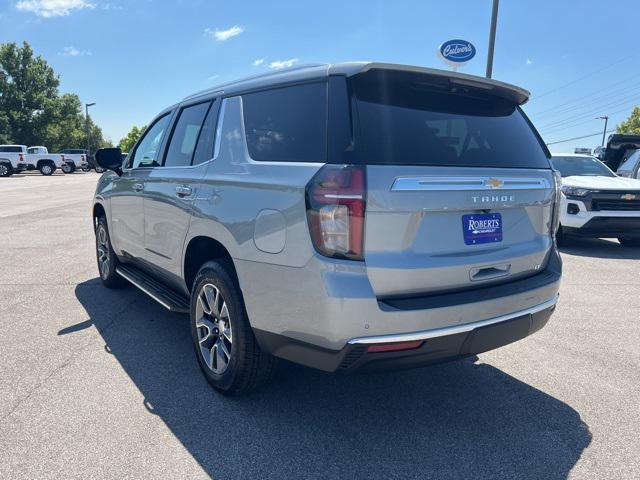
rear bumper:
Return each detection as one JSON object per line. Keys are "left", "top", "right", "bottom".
{"left": 253, "top": 297, "right": 557, "bottom": 373}
{"left": 237, "top": 248, "right": 562, "bottom": 371}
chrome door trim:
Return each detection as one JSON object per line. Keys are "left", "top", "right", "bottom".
{"left": 347, "top": 294, "right": 559, "bottom": 345}
{"left": 391, "top": 176, "right": 551, "bottom": 191}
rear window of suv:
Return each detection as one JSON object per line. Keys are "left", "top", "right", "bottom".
{"left": 334, "top": 70, "right": 551, "bottom": 169}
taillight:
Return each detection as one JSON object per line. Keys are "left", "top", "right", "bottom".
{"left": 61, "top": 154, "right": 65, "bottom": 161}
{"left": 306, "top": 164, "right": 366, "bottom": 261}
{"left": 551, "top": 170, "right": 562, "bottom": 237}
{"left": 81, "top": 155, "right": 85, "bottom": 162}
{"left": 18, "top": 154, "right": 24, "bottom": 162}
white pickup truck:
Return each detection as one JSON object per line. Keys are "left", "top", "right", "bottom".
{"left": 0, "top": 145, "right": 26, "bottom": 176}
{"left": 24, "top": 146, "right": 66, "bottom": 175}
{"left": 58, "top": 149, "right": 89, "bottom": 173}
{"left": 0, "top": 145, "right": 64, "bottom": 176}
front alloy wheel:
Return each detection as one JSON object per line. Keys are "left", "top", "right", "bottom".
{"left": 95, "top": 216, "right": 126, "bottom": 288}
{"left": 195, "top": 283, "right": 233, "bottom": 374}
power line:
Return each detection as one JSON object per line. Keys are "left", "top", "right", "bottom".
{"left": 545, "top": 128, "right": 617, "bottom": 146}
{"left": 538, "top": 103, "right": 636, "bottom": 136}
{"left": 532, "top": 52, "right": 639, "bottom": 101}
{"left": 531, "top": 82, "right": 640, "bottom": 120}
{"left": 536, "top": 96, "right": 638, "bottom": 131}
{"left": 527, "top": 71, "right": 640, "bottom": 116}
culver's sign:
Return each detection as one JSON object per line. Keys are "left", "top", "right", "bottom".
{"left": 438, "top": 39, "right": 476, "bottom": 67}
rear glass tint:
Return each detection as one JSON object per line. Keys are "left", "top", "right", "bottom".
{"left": 0, "top": 146, "right": 23, "bottom": 153}
{"left": 334, "top": 70, "right": 550, "bottom": 169}
{"left": 242, "top": 83, "right": 327, "bottom": 162}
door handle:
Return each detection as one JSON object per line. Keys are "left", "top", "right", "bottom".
{"left": 175, "top": 185, "right": 193, "bottom": 197}
{"left": 132, "top": 183, "right": 144, "bottom": 193}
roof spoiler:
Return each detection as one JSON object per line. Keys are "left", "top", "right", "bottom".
{"left": 332, "top": 62, "right": 530, "bottom": 106}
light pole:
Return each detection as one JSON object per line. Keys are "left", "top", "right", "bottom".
{"left": 596, "top": 116, "right": 609, "bottom": 146}
{"left": 485, "top": 0, "right": 500, "bottom": 78}
{"left": 85, "top": 102, "right": 96, "bottom": 157}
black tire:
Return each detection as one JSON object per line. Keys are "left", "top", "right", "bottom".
{"left": 555, "top": 225, "right": 566, "bottom": 247}
{"left": 38, "top": 161, "right": 55, "bottom": 176}
{"left": 190, "top": 260, "right": 277, "bottom": 395}
{"left": 95, "top": 216, "right": 127, "bottom": 288}
{"left": 618, "top": 237, "right": 640, "bottom": 248}
{"left": 81, "top": 165, "right": 91, "bottom": 172}
{"left": 95, "top": 165, "right": 105, "bottom": 173}
{"left": 0, "top": 163, "right": 13, "bottom": 177}
{"left": 62, "top": 162, "right": 75, "bottom": 174}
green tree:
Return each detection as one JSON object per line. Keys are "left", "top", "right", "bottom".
{"left": 617, "top": 106, "right": 640, "bottom": 135}
{"left": 0, "top": 41, "right": 59, "bottom": 145}
{"left": 118, "top": 125, "right": 146, "bottom": 152}
{"left": 0, "top": 41, "right": 108, "bottom": 151}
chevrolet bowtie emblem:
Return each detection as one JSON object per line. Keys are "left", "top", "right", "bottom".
{"left": 621, "top": 194, "right": 637, "bottom": 200}
{"left": 486, "top": 178, "right": 504, "bottom": 189}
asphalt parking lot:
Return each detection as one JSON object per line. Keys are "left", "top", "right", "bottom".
{"left": 0, "top": 172, "right": 639, "bottom": 480}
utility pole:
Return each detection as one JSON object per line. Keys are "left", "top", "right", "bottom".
{"left": 85, "top": 102, "right": 96, "bottom": 157}
{"left": 485, "top": 0, "right": 500, "bottom": 78}
{"left": 596, "top": 116, "right": 609, "bottom": 146}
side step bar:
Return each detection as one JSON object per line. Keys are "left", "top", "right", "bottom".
{"left": 115, "top": 265, "right": 190, "bottom": 314}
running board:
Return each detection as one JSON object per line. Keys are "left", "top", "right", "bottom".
{"left": 115, "top": 265, "right": 190, "bottom": 313}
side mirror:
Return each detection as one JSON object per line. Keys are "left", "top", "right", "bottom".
{"left": 95, "top": 148, "right": 123, "bottom": 174}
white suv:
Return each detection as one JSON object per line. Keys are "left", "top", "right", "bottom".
{"left": 551, "top": 154, "right": 640, "bottom": 247}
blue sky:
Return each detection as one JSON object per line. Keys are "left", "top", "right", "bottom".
{"left": 1, "top": 0, "right": 639, "bottom": 153}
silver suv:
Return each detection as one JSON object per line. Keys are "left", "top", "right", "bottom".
{"left": 93, "top": 62, "right": 562, "bottom": 394}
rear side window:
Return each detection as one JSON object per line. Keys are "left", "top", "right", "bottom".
{"left": 164, "top": 102, "right": 211, "bottom": 167}
{"left": 242, "top": 83, "right": 327, "bottom": 162}
{"left": 0, "top": 146, "right": 23, "bottom": 153}
{"left": 618, "top": 150, "right": 640, "bottom": 173}
{"left": 334, "top": 70, "right": 550, "bottom": 169}
{"left": 192, "top": 101, "right": 218, "bottom": 166}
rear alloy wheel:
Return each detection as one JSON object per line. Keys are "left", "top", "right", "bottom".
{"left": 0, "top": 163, "right": 12, "bottom": 177}
{"left": 195, "top": 283, "right": 234, "bottom": 375}
{"left": 39, "top": 162, "right": 54, "bottom": 176}
{"left": 618, "top": 237, "right": 640, "bottom": 248}
{"left": 191, "top": 261, "right": 277, "bottom": 394}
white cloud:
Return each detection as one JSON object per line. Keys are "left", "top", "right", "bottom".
{"left": 269, "top": 58, "right": 298, "bottom": 69}
{"left": 205, "top": 25, "right": 244, "bottom": 42}
{"left": 252, "top": 58, "right": 265, "bottom": 67}
{"left": 60, "top": 46, "right": 92, "bottom": 56}
{"left": 16, "top": 0, "right": 95, "bottom": 18}
{"left": 526, "top": 58, "right": 533, "bottom": 65}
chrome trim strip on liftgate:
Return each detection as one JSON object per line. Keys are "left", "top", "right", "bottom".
{"left": 347, "top": 294, "right": 559, "bottom": 345}
{"left": 391, "top": 176, "right": 551, "bottom": 191}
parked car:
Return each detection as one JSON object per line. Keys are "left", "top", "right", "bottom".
{"left": 0, "top": 144, "right": 27, "bottom": 176}
{"left": 92, "top": 62, "right": 562, "bottom": 394}
{"left": 58, "top": 148, "right": 89, "bottom": 173}
{"left": 25, "top": 146, "right": 67, "bottom": 175}
{"left": 551, "top": 154, "right": 640, "bottom": 247}
{"left": 593, "top": 145, "right": 607, "bottom": 160}
{"left": 601, "top": 134, "right": 640, "bottom": 171}
{"left": 1, "top": 145, "right": 63, "bottom": 175}
{"left": 616, "top": 149, "right": 640, "bottom": 179}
